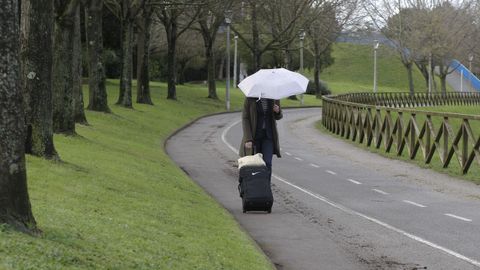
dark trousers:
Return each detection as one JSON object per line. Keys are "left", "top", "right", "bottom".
{"left": 255, "top": 129, "right": 273, "bottom": 178}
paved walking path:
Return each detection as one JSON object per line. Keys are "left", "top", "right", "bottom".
{"left": 166, "top": 108, "right": 480, "bottom": 269}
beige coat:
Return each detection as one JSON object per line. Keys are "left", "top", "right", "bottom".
{"left": 239, "top": 98, "right": 283, "bottom": 157}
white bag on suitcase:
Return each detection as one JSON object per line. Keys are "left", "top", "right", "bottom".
{"left": 237, "top": 153, "right": 265, "bottom": 169}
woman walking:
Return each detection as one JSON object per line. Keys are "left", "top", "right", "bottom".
{"left": 239, "top": 97, "right": 283, "bottom": 178}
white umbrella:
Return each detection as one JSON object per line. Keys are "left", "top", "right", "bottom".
{"left": 238, "top": 68, "right": 309, "bottom": 100}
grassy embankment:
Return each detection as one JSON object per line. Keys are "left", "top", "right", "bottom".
{"left": 318, "top": 42, "right": 441, "bottom": 94}
{"left": 0, "top": 80, "right": 321, "bottom": 269}
{"left": 316, "top": 43, "right": 479, "bottom": 181}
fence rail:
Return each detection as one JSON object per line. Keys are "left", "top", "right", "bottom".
{"left": 322, "top": 92, "right": 480, "bottom": 174}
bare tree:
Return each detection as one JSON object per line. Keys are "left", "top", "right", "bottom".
{"left": 232, "top": 0, "right": 314, "bottom": 72}
{"left": 154, "top": 1, "right": 202, "bottom": 100}
{"left": 431, "top": 2, "right": 475, "bottom": 94}
{"left": 366, "top": 0, "right": 476, "bottom": 94}
{"left": 306, "top": 0, "right": 357, "bottom": 97}
{"left": 0, "top": 0, "right": 38, "bottom": 234}
{"left": 364, "top": 0, "right": 419, "bottom": 94}
{"left": 264, "top": 0, "right": 313, "bottom": 69}
{"left": 20, "top": 0, "right": 58, "bottom": 158}
{"left": 409, "top": 1, "right": 475, "bottom": 93}
{"left": 192, "top": 0, "right": 232, "bottom": 99}
{"left": 105, "top": 0, "right": 145, "bottom": 107}
{"left": 136, "top": 0, "right": 154, "bottom": 104}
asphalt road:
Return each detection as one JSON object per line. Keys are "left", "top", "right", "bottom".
{"left": 166, "top": 108, "right": 480, "bottom": 270}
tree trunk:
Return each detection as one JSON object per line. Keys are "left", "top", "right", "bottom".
{"left": 166, "top": 21, "right": 177, "bottom": 100}
{"left": 53, "top": 2, "right": 78, "bottom": 134}
{"left": 440, "top": 74, "right": 447, "bottom": 95}
{"left": 20, "top": 0, "right": 58, "bottom": 158}
{"left": 283, "top": 47, "right": 292, "bottom": 69}
{"left": 177, "top": 61, "right": 186, "bottom": 85}
{"left": 136, "top": 7, "right": 153, "bottom": 105}
{"left": 417, "top": 63, "right": 430, "bottom": 90}
{"left": 205, "top": 39, "right": 217, "bottom": 99}
{"left": 406, "top": 62, "right": 414, "bottom": 96}
{"left": 251, "top": 2, "right": 261, "bottom": 71}
{"left": 117, "top": 17, "right": 125, "bottom": 104}
{"left": 85, "top": 0, "right": 110, "bottom": 112}
{"left": 119, "top": 19, "right": 134, "bottom": 107}
{"left": 218, "top": 55, "right": 225, "bottom": 80}
{"left": 73, "top": 5, "right": 88, "bottom": 124}
{"left": 0, "top": 0, "right": 38, "bottom": 234}
{"left": 284, "top": 46, "right": 297, "bottom": 100}
{"left": 438, "top": 64, "right": 448, "bottom": 95}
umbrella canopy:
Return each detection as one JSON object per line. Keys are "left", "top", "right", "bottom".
{"left": 238, "top": 68, "right": 309, "bottom": 100}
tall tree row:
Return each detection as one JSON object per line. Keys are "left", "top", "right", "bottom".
{"left": 0, "top": 0, "right": 38, "bottom": 234}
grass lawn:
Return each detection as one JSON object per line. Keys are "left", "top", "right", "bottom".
{"left": 416, "top": 105, "right": 480, "bottom": 115}
{"left": 0, "top": 80, "right": 321, "bottom": 269}
{"left": 318, "top": 43, "right": 449, "bottom": 95}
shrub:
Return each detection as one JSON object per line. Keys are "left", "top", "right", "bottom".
{"left": 306, "top": 80, "right": 331, "bottom": 96}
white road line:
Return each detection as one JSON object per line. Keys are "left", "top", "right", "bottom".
{"left": 310, "top": 163, "right": 320, "bottom": 168}
{"left": 272, "top": 175, "right": 480, "bottom": 268}
{"left": 221, "top": 120, "right": 242, "bottom": 154}
{"left": 403, "top": 200, "right": 427, "bottom": 208}
{"left": 220, "top": 119, "right": 480, "bottom": 268}
{"left": 372, "top": 189, "right": 389, "bottom": 195}
{"left": 444, "top": 214, "right": 472, "bottom": 222}
{"left": 285, "top": 152, "right": 292, "bottom": 156}
{"left": 326, "top": 170, "right": 337, "bottom": 175}
{"left": 347, "top": 179, "right": 362, "bottom": 185}
{"left": 295, "top": 157, "right": 303, "bottom": 161}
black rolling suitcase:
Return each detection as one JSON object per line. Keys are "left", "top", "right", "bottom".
{"left": 238, "top": 150, "right": 273, "bottom": 213}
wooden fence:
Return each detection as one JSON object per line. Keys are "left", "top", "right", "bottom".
{"left": 322, "top": 92, "right": 480, "bottom": 174}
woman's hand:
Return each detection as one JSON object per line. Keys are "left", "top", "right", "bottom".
{"left": 245, "top": 141, "right": 253, "bottom": 149}
{"left": 273, "top": 104, "right": 280, "bottom": 113}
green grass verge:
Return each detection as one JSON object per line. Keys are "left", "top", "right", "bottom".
{"left": 0, "top": 81, "right": 321, "bottom": 269}
{"left": 415, "top": 105, "right": 480, "bottom": 115}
